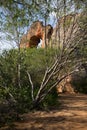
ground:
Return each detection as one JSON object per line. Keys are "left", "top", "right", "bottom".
{"left": 0, "top": 93, "right": 87, "bottom": 130}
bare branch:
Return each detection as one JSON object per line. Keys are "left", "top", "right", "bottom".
{"left": 39, "top": 64, "right": 81, "bottom": 103}
{"left": 27, "top": 71, "right": 34, "bottom": 101}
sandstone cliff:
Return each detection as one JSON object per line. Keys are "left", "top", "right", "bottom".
{"left": 20, "top": 21, "right": 53, "bottom": 48}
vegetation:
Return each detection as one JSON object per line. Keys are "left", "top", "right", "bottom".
{"left": 0, "top": 48, "right": 58, "bottom": 110}
{"left": 72, "top": 76, "right": 87, "bottom": 94}
{"left": 0, "top": 0, "right": 87, "bottom": 126}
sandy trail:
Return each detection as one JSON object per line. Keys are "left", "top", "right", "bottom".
{"left": 1, "top": 93, "right": 87, "bottom": 130}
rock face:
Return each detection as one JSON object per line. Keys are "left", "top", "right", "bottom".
{"left": 51, "top": 13, "right": 80, "bottom": 48}
{"left": 57, "top": 75, "right": 75, "bottom": 94}
{"left": 57, "top": 69, "right": 87, "bottom": 94}
{"left": 20, "top": 21, "right": 53, "bottom": 48}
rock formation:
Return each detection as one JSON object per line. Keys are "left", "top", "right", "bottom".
{"left": 52, "top": 13, "right": 80, "bottom": 48}
{"left": 20, "top": 21, "right": 53, "bottom": 48}
{"left": 57, "top": 75, "right": 75, "bottom": 94}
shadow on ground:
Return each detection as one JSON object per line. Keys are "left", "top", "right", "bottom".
{"left": 0, "top": 94, "right": 87, "bottom": 130}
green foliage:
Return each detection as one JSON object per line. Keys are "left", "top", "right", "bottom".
{"left": 72, "top": 76, "right": 87, "bottom": 94}
{"left": 73, "top": 0, "right": 87, "bottom": 11}
{"left": 70, "top": 12, "right": 87, "bottom": 63}
{"left": 42, "top": 87, "right": 59, "bottom": 110}
{"left": 10, "top": 86, "right": 32, "bottom": 113}
{"left": 0, "top": 48, "right": 58, "bottom": 112}
{"left": 0, "top": 87, "right": 8, "bottom": 101}
{"left": 71, "top": 69, "right": 87, "bottom": 94}
{"left": 19, "top": 48, "right": 57, "bottom": 88}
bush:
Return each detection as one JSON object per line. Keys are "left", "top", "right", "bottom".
{"left": 0, "top": 48, "right": 59, "bottom": 112}
{"left": 71, "top": 71, "right": 87, "bottom": 94}
{"left": 41, "top": 87, "right": 59, "bottom": 110}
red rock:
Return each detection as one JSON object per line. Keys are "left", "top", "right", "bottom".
{"left": 20, "top": 21, "right": 53, "bottom": 48}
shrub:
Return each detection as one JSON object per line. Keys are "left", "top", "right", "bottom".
{"left": 0, "top": 48, "right": 59, "bottom": 112}
{"left": 41, "top": 87, "right": 58, "bottom": 110}
{"left": 71, "top": 71, "right": 87, "bottom": 94}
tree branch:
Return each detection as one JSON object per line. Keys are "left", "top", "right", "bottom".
{"left": 27, "top": 71, "right": 34, "bottom": 101}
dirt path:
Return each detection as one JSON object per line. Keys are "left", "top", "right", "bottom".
{"left": 1, "top": 93, "right": 87, "bottom": 130}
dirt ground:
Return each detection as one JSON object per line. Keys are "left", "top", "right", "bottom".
{"left": 0, "top": 93, "right": 87, "bottom": 130}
